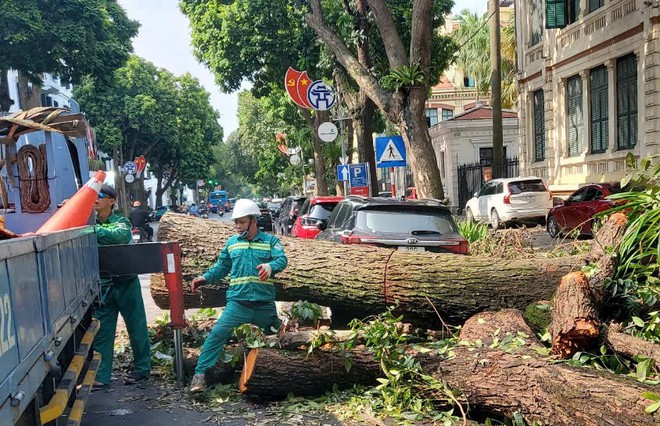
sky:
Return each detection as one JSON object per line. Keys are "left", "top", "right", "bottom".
{"left": 117, "top": 0, "right": 487, "bottom": 139}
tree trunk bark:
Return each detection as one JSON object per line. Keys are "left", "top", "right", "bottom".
{"left": 238, "top": 346, "right": 380, "bottom": 397}
{"left": 588, "top": 212, "right": 629, "bottom": 306}
{"left": 0, "top": 69, "right": 14, "bottom": 113}
{"left": 606, "top": 323, "right": 660, "bottom": 367}
{"left": 151, "top": 214, "right": 580, "bottom": 326}
{"left": 429, "top": 309, "right": 660, "bottom": 425}
{"left": 400, "top": 88, "right": 444, "bottom": 200}
{"left": 17, "top": 72, "right": 42, "bottom": 110}
{"left": 550, "top": 272, "right": 601, "bottom": 359}
{"left": 433, "top": 345, "right": 659, "bottom": 425}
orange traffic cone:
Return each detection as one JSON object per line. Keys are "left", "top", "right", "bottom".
{"left": 36, "top": 171, "right": 106, "bottom": 234}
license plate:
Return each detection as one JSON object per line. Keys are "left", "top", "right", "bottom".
{"left": 398, "top": 246, "right": 425, "bottom": 252}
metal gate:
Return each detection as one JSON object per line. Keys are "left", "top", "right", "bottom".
{"left": 456, "top": 158, "right": 519, "bottom": 214}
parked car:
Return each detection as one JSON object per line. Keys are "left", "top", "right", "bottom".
{"left": 152, "top": 205, "right": 171, "bottom": 221}
{"left": 546, "top": 183, "right": 622, "bottom": 238}
{"left": 274, "top": 196, "right": 307, "bottom": 236}
{"left": 465, "top": 177, "right": 553, "bottom": 229}
{"left": 316, "top": 196, "right": 468, "bottom": 254}
{"left": 291, "top": 196, "right": 344, "bottom": 239}
{"left": 268, "top": 198, "right": 283, "bottom": 218}
{"left": 256, "top": 202, "right": 273, "bottom": 232}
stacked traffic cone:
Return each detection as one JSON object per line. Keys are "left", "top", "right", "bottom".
{"left": 36, "top": 171, "right": 106, "bottom": 234}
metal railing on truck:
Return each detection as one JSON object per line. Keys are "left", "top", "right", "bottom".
{"left": 0, "top": 227, "right": 100, "bottom": 426}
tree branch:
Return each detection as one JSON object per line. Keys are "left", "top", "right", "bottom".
{"left": 306, "top": 0, "right": 397, "bottom": 117}
{"left": 410, "top": 0, "right": 433, "bottom": 85}
{"left": 365, "top": 0, "right": 408, "bottom": 69}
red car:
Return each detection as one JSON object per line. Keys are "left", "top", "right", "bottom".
{"left": 546, "top": 183, "right": 622, "bottom": 238}
{"left": 290, "top": 196, "right": 344, "bottom": 239}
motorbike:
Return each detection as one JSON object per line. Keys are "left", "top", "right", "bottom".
{"left": 132, "top": 227, "right": 149, "bottom": 243}
{"left": 199, "top": 206, "right": 209, "bottom": 219}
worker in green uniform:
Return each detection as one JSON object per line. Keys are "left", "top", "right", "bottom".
{"left": 93, "top": 184, "right": 151, "bottom": 389}
{"left": 189, "top": 199, "right": 288, "bottom": 392}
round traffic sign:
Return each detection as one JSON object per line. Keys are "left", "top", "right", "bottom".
{"left": 123, "top": 161, "right": 137, "bottom": 175}
{"left": 289, "top": 154, "right": 301, "bottom": 166}
{"left": 318, "top": 122, "right": 338, "bottom": 142}
{"left": 124, "top": 173, "right": 135, "bottom": 183}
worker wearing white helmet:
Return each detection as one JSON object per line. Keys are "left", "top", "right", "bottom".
{"left": 189, "top": 198, "right": 288, "bottom": 392}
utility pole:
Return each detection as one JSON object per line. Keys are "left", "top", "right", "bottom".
{"left": 489, "top": 0, "right": 504, "bottom": 178}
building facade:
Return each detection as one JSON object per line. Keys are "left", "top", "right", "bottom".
{"left": 516, "top": 0, "right": 660, "bottom": 193}
{"left": 430, "top": 107, "right": 519, "bottom": 213}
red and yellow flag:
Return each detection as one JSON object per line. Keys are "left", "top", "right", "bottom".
{"left": 284, "top": 67, "right": 307, "bottom": 108}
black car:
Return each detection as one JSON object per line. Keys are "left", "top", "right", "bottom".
{"left": 256, "top": 202, "right": 273, "bottom": 232}
{"left": 315, "top": 196, "right": 468, "bottom": 254}
{"left": 273, "top": 196, "right": 307, "bottom": 236}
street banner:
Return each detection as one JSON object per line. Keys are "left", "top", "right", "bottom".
{"left": 296, "top": 71, "right": 313, "bottom": 109}
{"left": 284, "top": 67, "right": 307, "bottom": 108}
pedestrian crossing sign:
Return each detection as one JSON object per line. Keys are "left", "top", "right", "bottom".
{"left": 376, "top": 136, "right": 406, "bottom": 168}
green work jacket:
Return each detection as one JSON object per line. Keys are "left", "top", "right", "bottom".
{"left": 203, "top": 231, "right": 288, "bottom": 302}
{"left": 95, "top": 211, "right": 134, "bottom": 286}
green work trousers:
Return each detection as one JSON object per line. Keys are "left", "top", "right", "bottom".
{"left": 94, "top": 277, "right": 151, "bottom": 384}
{"left": 195, "top": 300, "right": 280, "bottom": 375}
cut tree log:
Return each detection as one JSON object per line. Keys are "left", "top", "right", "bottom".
{"left": 238, "top": 346, "right": 380, "bottom": 397}
{"left": 587, "top": 212, "right": 629, "bottom": 306}
{"left": 550, "top": 272, "right": 601, "bottom": 358}
{"left": 152, "top": 213, "right": 581, "bottom": 326}
{"left": 429, "top": 310, "right": 660, "bottom": 425}
{"left": 606, "top": 323, "right": 660, "bottom": 366}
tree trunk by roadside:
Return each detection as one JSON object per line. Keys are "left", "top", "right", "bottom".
{"left": 238, "top": 346, "right": 380, "bottom": 397}
{"left": 151, "top": 214, "right": 580, "bottom": 326}
{"left": 0, "top": 69, "right": 14, "bottom": 113}
{"left": 17, "top": 72, "right": 42, "bottom": 110}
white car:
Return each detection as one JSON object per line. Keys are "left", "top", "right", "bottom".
{"left": 465, "top": 177, "right": 553, "bottom": 229}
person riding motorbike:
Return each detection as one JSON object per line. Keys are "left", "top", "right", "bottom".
{"left": 129, "top": 200, "right": 153, "bottom": 241}
{"left": 198, "top": 200, "right": 208, "bottom": 218}
{"left": 189, "top": 203, "right": 199, "bottom": 217}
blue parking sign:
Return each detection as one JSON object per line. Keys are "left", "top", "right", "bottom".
{"left": 349, "top": 163, "right": 368, "bottom": 187}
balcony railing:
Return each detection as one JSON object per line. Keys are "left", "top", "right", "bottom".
{"left": 558, "top": 0, "right": 638, "bottom": 49}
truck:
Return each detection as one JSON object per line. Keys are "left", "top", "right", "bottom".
{"left": 0, "top": 108, "right": 187, "bottom": 426}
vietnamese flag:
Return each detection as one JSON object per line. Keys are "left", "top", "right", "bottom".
{"left": 284, "top": 67, "right": 307, "bottom": 108}
{"left": 296, "top": 71, "right": 313, "bottom": 109}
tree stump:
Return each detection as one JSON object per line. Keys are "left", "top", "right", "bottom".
{"left": 550, "top": 272, "right": 601, "bottom": 358}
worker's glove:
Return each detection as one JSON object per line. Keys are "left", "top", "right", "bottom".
{"left": 257, "top": 263, "right": 272, "bottom": 281}
{"left": 191, "top": 276, "right": 206, "bottom": 293}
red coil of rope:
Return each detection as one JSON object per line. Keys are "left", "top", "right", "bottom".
{"left": 17, "top": 144, "right": 50, "bottom": 213}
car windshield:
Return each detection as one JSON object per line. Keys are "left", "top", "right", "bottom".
{"left": 356, "top": 209, "right": 457, "bottom": 234}
{"left": 267, "top": 202, "right": 281, "bottom": 209}
{"left": 293, "top": 199, "right": 305, "bottom": 211}
{"left": 508, "top": 179, "right": 546, "bottom": 194}
{"left": 309, "top": 204, "right": 336, "bottom": 220}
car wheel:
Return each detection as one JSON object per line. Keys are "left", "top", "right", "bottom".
{"left": 547, "top": 215, "right": 560, "bottom": 238}
{"left": 490, "top": 209, "right": 501, "bottom": 230}
{"left": 466, "top": 208, "right": 474, "bottom": 223}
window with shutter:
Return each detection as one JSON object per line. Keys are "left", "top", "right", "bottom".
{"left": 617, "top": 54, "right": 638, "bottom": 150}
{"left": 589, "top": 0, "right": 604, "bottom": 14}
{"left": 531, "top": 0, "right": 543, "bottom": 45}
{"left": 546, "top": 0, "right": 567, "bottom": 29}
{"left": 590, "top": 66, "right": 608, "bottom": 154}
{"left": 567, "top": 75, "right": 584, "bottom": 157}
{"left": 533, "top": 90, "right": 545, "bottom": 162}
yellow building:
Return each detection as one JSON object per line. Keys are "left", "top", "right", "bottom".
{"left": 516, "top": 0, "right": 660, "bottom": 194}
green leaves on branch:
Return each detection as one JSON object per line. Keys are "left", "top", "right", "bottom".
{"left": 381, "top": 64, "right": 425, "bottom": 92}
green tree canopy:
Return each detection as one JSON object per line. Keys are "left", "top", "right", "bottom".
{"left": 0, "top": 0, "right": 139, "bottom": 110}
{"left": 74, "top": 56, "right": 222, "bottom": 207}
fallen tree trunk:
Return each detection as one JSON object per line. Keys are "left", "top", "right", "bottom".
{"left": 606, "top": 323, "right": 660, "bottom": 367}
{"left": 153, "top": 213, "right": 580, "bottom": 325}
{"left": 429, "top": 310, "right": 660, "bottom": 425}
{"left": 239, "top": 346, "right": 380, "bottom": 397}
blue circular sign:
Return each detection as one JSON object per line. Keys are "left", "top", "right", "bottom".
{"left": 307, "top": 80, "right": 336, "bottom": 111}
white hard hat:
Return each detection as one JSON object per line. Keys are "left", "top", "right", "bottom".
{"left": 231, "top": 199, "right": 261, "bottom": 220}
